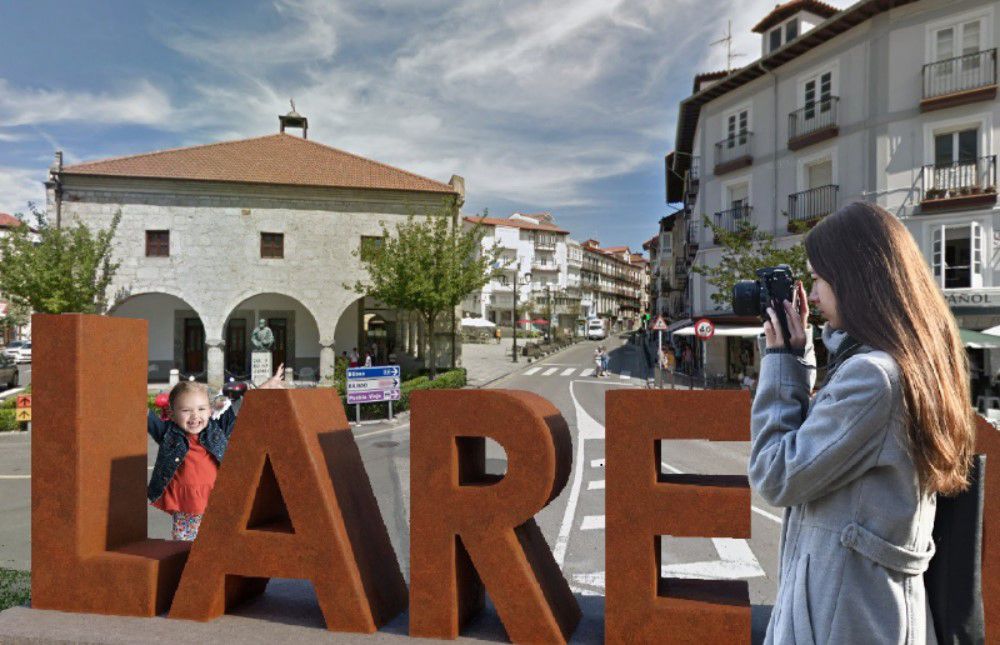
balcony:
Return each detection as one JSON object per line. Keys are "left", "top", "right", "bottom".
{"left": 531, "top": 261, "right": 560, "bottom": 272}
{"left": 921, "top": 49, "right": 997, "bottom": 112}
{"left": 920, "top": 156, "right": 998, "bottom": 212}
{"left": 712, "top": 206, "right": 753, "bottom": 244}
{"left": 787, "top": 185, "right": 839, "bottom": 232}
{"left": 788, "top": 97, "right": 839, "bottom": 151}
{"left": 714, "top": 133, "right": 753, "bottom": 175}
{"left": 535, "top": 239, "right": 557, "bottom": 251}
{"left": 684, "top": 157, "right": 701, "bottom": 199}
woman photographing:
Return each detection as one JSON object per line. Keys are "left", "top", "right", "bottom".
{"left": 750, "top": 202, "right": 975, "bottom": 643}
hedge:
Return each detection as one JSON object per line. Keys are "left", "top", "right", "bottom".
{"left": 0, "top": 409, "right": 18, "bottom": 432}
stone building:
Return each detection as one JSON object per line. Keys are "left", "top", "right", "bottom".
{"left": 45, "top": 113, "right": 465, "bottom": 385}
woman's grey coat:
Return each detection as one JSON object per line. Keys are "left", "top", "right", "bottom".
{"left": 750, "top": 325, "right": 937, "bottom": 644}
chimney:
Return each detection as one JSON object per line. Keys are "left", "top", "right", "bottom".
{"left": 279, "top": 99, "right": 308, "bottom": 139}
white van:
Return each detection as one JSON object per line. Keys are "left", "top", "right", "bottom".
{"left": 586, "top": 319, "right": 606, "bottom": 340}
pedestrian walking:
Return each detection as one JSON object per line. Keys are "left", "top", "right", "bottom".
{"left": 593, "top": 347, "right": 603, "bottom": 377}
{"left": 600, "top": 345, "right": 609, "bottom": 377}
{"left": 495, "top": 327, "right": 502, "bottom": 344}
{"left": 750, "top": 202, "right": 975, "bottom": 643}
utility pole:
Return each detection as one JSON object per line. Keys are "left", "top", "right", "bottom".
{"left": 511, "top": 270, "right": 532, "bottom": 362}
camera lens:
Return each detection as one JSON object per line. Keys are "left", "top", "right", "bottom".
{"left": 732, "top": 280, "right": 760, "bottom": 316}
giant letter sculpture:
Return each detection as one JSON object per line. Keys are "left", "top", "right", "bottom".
{"left": 976, "top": 416, "right": 1000, "bottom": 642}
{"left": 606, "top": 389, "right": 752, "bottom": 644}
{"left": 32, "top": 314, "right": 191, "bottom": 616}
{"left": 168, "top": 388, "right": 407, "bottom": 631}
{"left": 409, "top": 389, "right": 581, "bottom": 642}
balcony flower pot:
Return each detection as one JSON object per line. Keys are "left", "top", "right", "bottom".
{"left": 960, "top": 186, "right": 972, "bottom": 196}
{"left": 970, "top": 186, "right": 983, "bottom": 195}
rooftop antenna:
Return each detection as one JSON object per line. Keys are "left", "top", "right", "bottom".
{"left": 710, "top": 20, "right": 746, "bottom": 72}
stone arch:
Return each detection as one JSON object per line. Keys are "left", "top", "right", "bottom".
{"left": 109, "top": 291, "right": 209, "bottom": 382}
{"left": 222, "top": 292, "right": 323, "bottom": 383}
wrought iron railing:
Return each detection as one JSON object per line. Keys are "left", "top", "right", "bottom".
{"left": 789, "top": 97, "right": 839, "bottom": 141}
{"left": 921, "top": 155, "right": 997, "bottom": 199}
{"left": 712, "top": 206, "right": 753, "bottom": 240}
{"left": 788, "top": 185, "right": 839, "bottom": 223}
{"left": 923, "top": 48, "right": 997, "bottom": 100}
{"left": 715, "top": 132, "right": 753, "bottom": 166}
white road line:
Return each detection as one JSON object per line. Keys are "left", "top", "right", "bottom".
{"left": 590, "top": 458, "right": 605, "bottom": 468}
{"left": 355, "top": 423, "right": 410, "bottom": 440}
{"left": 542, "top": 368, "right": 559, "bottom": 376}
{"left": 524, "top": 367, "right": 542, "bottom": 375}
{"left": 553, "top": 381, "right": 606, "bottom": 568}
{"left": 587, "top": 479, "right": 605, "bottom": 490}
{"left": 580, "top": 368, "right": 595, "bottom": 377}
{"left": 0, "top": 475, "right": 30, "bottom": 480}
{"left": 619, "top": 371, "right": 631, "bottom": 380}
{"left": 580, "top": 515, "right": 605, "bottom": 531}
{"left": 561, "top": 368, "right": 576, "bottom": 376}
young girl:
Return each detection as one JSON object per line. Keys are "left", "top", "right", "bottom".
{"left": 147, "top": 365, "right": 285, "bottom": 540}
{"left": 751, "top": 202, "right": 974, "bottom": 643}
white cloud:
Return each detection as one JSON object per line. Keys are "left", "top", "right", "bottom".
{"left": 0, "top": 79, "right": 174, "bottom": 128}
{"left": 0, "top": 167, "right": 46, "bottom": 216}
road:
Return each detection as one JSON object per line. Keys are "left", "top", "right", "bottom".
{"left": 0, "top": 337, "right": 780, "bottom": 643}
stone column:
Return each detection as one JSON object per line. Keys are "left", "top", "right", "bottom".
{"left": 206, "top": 339, "right": 225, "bottom": 389}
{"left": 319, "top": 341, "right": 336, "bottom": 386}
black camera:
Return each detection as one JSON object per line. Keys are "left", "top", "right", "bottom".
{"left": 732, "top": 265, "right": 796, "bottom": 347}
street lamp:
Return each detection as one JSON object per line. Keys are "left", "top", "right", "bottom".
{"left": 512, "top": 271, "right": 532, "bottom": 362}
{"left": 544, "top": 284, "right": 552, "bottom": 344}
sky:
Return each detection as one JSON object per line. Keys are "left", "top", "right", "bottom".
{"left": 0, "top": 0, "right": 839, "bottom": 253}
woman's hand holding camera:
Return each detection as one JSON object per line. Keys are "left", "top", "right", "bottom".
{"left": 764, "top": 281, "right": 809, "bottom": 351}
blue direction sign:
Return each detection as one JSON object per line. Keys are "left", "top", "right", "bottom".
{"left": 346, "top": 366, "right": 400, "bottom": 380}
{"left": 346, "top": 365, "right": 402, "bottom": 405}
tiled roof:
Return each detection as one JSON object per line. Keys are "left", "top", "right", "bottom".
{"left": 692, "top": 70, "right": 731, "bottom": 93}
{"left": 752, "top": 0, "right": 839, "bottom": 33}
{"left": 0, "top": 213, "right": 23, "bottom": 229}
{"left": 463, "top": 216, "right": 569, "bottom": 235}
{"left": 61, "top": 133, "right": 458, "bottom": 194}
{"left": 602, "top": 246, "right": 629, "bottom": 254}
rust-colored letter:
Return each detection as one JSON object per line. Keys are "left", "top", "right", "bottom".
{"left": 32, "top": 313, "right": 191, "bottom": 616}
{"left": 409, "top": 389, "right": 580, "bottom": 642}
{"left": 975, "top": 416, "right": 1000, "bottom": 641}
{"left": 606, "top": 389, "right": 752, "bottom": 644}
{"left": 168, "top": 388, "right": 407, "bottom": 632}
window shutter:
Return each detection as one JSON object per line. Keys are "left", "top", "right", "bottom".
{"left": 971, "top": 222, "right": 983, "bottom": 288}
{"left": 932, "top": 226, "right": 943, "bottom": 286}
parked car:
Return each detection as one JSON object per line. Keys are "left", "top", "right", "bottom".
{"left": 13, "top": 342, "right": 31, "bottom": 364}
{"left": 2, "top": 340, "right": 26, "bottom": 360}
{"left": 0, "top": 354, "right": 16, "bottom": 389}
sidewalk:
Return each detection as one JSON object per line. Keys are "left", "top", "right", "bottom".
{"left": 461, "top": 337, "right": 578, "bottom": 388}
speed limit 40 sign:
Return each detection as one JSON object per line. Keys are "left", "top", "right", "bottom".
{"left": 694, "top": 318, "right": 715, "bottom": 340}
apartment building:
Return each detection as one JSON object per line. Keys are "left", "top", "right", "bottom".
{"left": 462, "top": 212, "right": 581, "bottom": 332}
{"left": 665, "top": 0, "right": 999, "bottom": 381}
{"left": 580, "top": 240, "right": 644, "bottom": 332}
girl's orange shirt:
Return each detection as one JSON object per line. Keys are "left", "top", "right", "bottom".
{"left": 152, "top": 432, "right": 219, "bottom": 515}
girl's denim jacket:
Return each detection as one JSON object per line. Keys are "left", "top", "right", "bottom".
{"left": 146, "top": 398, "right": 242, "bottom": 504}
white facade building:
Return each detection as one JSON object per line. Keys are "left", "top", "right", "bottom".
{"left": 46, "top": 115, "right": 465, "bottom": 385}
{"left": 667, "top": 0, "right": 1000, "bottom": 380}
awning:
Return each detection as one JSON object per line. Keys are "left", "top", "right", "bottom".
{"left": 673, "top": 325, "right": 764, "bottom": 338}
{"left": 664, "top": 318, "right": 692, "bottom": 334}
{"left": 959, "top": 328, "right": 1000, "bottom": 349}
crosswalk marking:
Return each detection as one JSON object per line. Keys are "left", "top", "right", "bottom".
{"left": 561, "top": 368, "right": 576, "bottom": 376}
{"left": 542, "top": 367, "right": 559, "bottom": 376}
{"left": 587, "top": 479, "right": 605, "bottom": 490}
{"left": 590, "top": 458, "right": 605, "bottom": 468}
{"left": 619, "top": 371, "right": 631, "bottom": 380}
{"left": 580, "top": 368, "right": 595, "bottom": 377}
{"left": 524, "top": 367, "right": 541, "bottom": 375}
{"left": 580, "top": 515, "right": 605, "bottom": 531}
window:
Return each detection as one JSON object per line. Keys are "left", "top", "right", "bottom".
{"left": 359, "top": 235, "right": 384, "bottom": 261}
{"left": 932, "top": 223, "right": 983, "bottom": 289}
{"left": 934, "top": 128, "right": 978, "bottom": 166}
{"left": 933, "top": 18, "right": 986, "bottom": 75}
{"left": 785, "top": 19, "right": 798, "bottom": 42}
{"left": 261, "top": 232, "right": 284, "bottom": 259}
{"left": 807, "top": 159, "right": 833, "bottom": 189}
{"left": 726, "top": 109, "right": 749, "bottom": 147}
{"left": 145, "top": 230, "right": 169, "bottom": 257}
{"left": 803, "top": 71, "right": 833, "bottom": 119}
{"left": 727, "top": 183, "right": 749, "bottom": 211}
{"left": 769, "top": 28, "right": 782, "bottom": 52}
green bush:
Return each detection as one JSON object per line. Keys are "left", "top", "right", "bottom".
{"left": 0, "top": 409, "right": 19, "bottom": 432}
{"left": 0, "top": 397, "right": 16, "bottom": 410}
{"left": 0, "top": 568, "right": 30, "bottom": 610}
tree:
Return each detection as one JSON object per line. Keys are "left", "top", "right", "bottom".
{"left": 691, "top": 215, "right": 811, "bottom": 310}
{"left": 0, "top": 206, "right": 122, "bottom": 315}
{"left": 349, "top": 207, "right": 503, "bottom": 377}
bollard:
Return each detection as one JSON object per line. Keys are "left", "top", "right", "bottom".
{"left": 169, "top": 368, "right": 179, "bottom": 386}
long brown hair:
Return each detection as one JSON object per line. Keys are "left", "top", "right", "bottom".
{"left": 805, "top": 201, "right": 974, "bottom": 495}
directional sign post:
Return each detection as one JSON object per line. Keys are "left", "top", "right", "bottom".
{"left": 346, "top": 366, "right": 402, "bottom": 423}
{"left": 15, "top": 394, "right": 31, "bottom": 427}
{"left": 651, "top": 317, "right": 668, "bottom": 389}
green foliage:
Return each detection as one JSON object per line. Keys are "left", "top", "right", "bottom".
{"left": 349, "top": 206, "right": 503, "bottom": 377}
{"left": 0, "top": 207, "right": 122, "bottom": 314}
{"left": 0, "top": 568, "right": 30, "bottom": 609}
{"left": 0, "top": 409, "right": 18, "bottom": 432}
{"left": 692, "top": 215, "right": 811, "bottom": 309}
